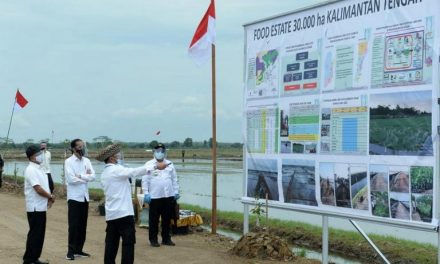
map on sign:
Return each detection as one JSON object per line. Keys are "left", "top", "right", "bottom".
{"left": 255, "top": 49, "right": 279, "bottom": 96}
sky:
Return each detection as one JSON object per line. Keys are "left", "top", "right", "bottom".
{"left": 0, "top": 0, "right": 327, "bottom": 144}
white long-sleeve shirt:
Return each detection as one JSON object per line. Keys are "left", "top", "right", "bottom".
{"left": 142, "top": 159, "right": 179, "bottom": 199}
{"left": 65, "top": 155, "right": 95, "bottom": 202}
{"left": 24, "top": 162, "right": 50, "bottom": 212}
{"left": 101, "top": 163, "right": 148, "bottom": 221}
{"left": 40, "top": 150, "right": 51, "bottom": 174}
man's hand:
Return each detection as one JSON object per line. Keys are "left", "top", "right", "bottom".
{"left": 48, "top": 195, "right": 55, "bottom": 208}
{"left": 144, "top": 194, "right": 152, "bottom": 204}
{"left": 174, "top": 193, "right": 180, "bottom": 201}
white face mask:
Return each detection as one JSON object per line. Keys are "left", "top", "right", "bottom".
{"left": 115, "top": 152, "right": 124, "bottom": 165}
{"left": 154, "top": 151, "right": 165, "bottom": 160}
{"left": 35, "top": 154, "right": 44, "bottom": 164}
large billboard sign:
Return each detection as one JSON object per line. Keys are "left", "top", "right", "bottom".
{"left": 243, "top": 0, "right": 439, "bottom": 227}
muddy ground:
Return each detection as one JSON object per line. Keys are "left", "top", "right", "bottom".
{"left": 0, "top": 189, "right": 317, "bottom": 264}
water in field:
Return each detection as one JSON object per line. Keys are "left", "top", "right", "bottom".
{"left": 3, "top": 159, "right": 437, "bottom": 246}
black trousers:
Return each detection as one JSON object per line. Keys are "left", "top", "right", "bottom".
{"left": 67, "top": 199, "right": 89, "bottom": 255}
{"left": 149, "top": 197, "right": 173, "bottom": 243}
{"left": 47, "top": 173, "right": 54, "bottom": 194}
{"left": 104, "top": 216, "right": 136, "bottom": 264}
{"left": 0, "top": 170, "right": 2, "bottom": 188}
{"left": 23, "top": 211, "right": 46, "bottom": 263}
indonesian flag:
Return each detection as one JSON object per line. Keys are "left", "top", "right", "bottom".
{"left": 14, "top": 90, "right": 28, "bottom": 111}
{"left": 188, "top": 0, "right": 216, "bottom": 66}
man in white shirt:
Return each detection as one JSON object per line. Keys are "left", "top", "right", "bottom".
{"left": 40, "top": 142, "right": 54, "bottom": 194}
{"left": 142, "top": 143, "right": 179, "bottom": 247}
{"left": 97, "top": 144, "right": 148, "bottom": 264}
{"left": 23, "top": 145, "right": 55, "bottom": 264}
{"left": 64, "top": 139, "right": 95, "bottom": 260}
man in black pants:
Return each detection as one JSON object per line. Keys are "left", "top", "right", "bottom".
{"left": 64, "top": 139, "right": 95, "bottom": 260}
{"left": 97, "top": 144, "right": 149, "bottom": 264}
{"left": 23, "top": 145, "right": 55, "bottom": 264}
{"left": 0, "top": 154, "right": 4, "bottom": 188}
{"left": 142, "top": 143, "right": 180, "bottom": 247}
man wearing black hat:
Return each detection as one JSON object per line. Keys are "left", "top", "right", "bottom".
{"left": 142, "top": 143, "right": 180, "bottom": 247}
{"left": 97, "top": 144, "right": 149, "bottom": 264}
{"left": 23, "top": 145, "right": 55, "bottom": 264}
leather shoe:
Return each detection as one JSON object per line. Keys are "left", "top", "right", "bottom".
{"left": 150, "top": 241, "right": 160, "bottom": 247}
{"left": 162, "top": 240, "right": 175, "bottom": 246}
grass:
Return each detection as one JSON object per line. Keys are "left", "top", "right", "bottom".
{"left": 370, "top": 116, "right": 431, "bottom": 153}
{"left": 180, "top": 203, "right": 437, "bottom": 263}
{"left": 3, "top": 175, "right": 105, "bottom": 201}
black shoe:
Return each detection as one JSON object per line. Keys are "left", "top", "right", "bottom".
{"left": 150, "top": 241, "right": 160, "bottom": 247}
{"left": 74, "top": 251, "right": 91, "bottom": 258}
{"left": 34, "top": 260, "right": 49, "bottom": 264}
{"left": 162, "top": 240, "right": 175, "bottom": 246}
{"left": 65, "top": 253, "right": 75, "bottom": 260}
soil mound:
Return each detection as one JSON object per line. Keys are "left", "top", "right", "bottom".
{"left": 231, "top": 232, "right": 294, "bottom": 261}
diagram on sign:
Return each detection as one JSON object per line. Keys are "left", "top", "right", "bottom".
{"left": 280, "top": 98, "right": 319, "bottom": 154}
{"left": 371, "top": 16, "right": 434, "bottom": 88}
{"left": 282, "top": 159, "right": 317, "bottom": 206}
{"left": 247, "top": 49, "right": 280, "bottom": 99}
{"left": 247, "top": 158, "right": 279, "bottom": 201}
{"left": 322, "top": 28, "right": 371, "bottom": 92}
{"left": 246, "top": 106, "right": 279, "bottom": 154}
{"left": 320, "top": 95, "right": 368, "bottom": 155}
{"left": 280, "top": 40, "right": 322, "bottom": 96}
{"left": 369, "top": 90, "right": 432, "bottom": 156}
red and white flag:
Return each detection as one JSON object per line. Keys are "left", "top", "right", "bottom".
{"left": 14, "top": 90, "right": 28, "bottom": 111}
{"left": 188, "top": 0, "right": 216, "bottom": 66}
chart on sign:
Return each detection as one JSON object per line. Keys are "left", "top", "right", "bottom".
{"left": 320, "top": 95, "right": 368, "bottom": 155}
{"left": 246, "top": 107, "right": 279, "bottom": 154}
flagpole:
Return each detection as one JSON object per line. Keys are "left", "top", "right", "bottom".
{"left": 5, "top": 89, "right": 18, "bottom": 148}
{"left": 211, "top": 43, "right": 217, "bottom": 234}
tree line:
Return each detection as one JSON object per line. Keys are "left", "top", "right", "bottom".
{"left": 0, "top": 136, "right": 243, "bottom": 150}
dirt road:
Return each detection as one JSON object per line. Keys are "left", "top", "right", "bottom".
{"left": 0, "top": 191, "right": 316, "bottom": 264}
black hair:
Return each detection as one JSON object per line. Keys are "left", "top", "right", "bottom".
{"left": 104, "top": 157, "right": 111, "bottom": 164}
{"left": 70, "top": 139, "right": 82, "bottom": 149}
{"left": 26, "top": 145, "right": 40, "bottom": 159}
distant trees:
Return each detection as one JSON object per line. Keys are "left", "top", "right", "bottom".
{"left": 370, "top": 104, "right": 430, "bottom": 119}
{"left": 183, "top": 138, "right": 193, "bottom": 148}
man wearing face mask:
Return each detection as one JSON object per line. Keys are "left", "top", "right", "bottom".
{"left": 97, "top": 144, "right": 149, "bottom": 264}
{"left": 64, "top": 139, "right": 95, "bottom": 260}
{"left": 23, "top": 145, "right": 55, "bottom": 264}
{"left": 40, "top": 142, "right": 54, "bottom": 194}
{"left": 142, "top": 143, "right": 179, "bottom": 247}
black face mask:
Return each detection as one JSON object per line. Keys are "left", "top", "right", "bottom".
{"left": 76, "top": 148, "right": 85, "bottom": 156}
{"left": 41, "top": 147, "right": 46, "bottom": 150}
